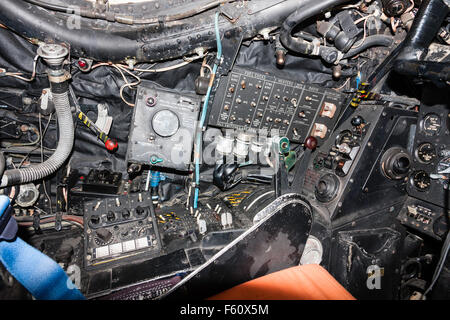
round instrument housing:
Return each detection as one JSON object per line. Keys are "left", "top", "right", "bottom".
{"left": 315, "top": 173, "right": 340, "bottom": 203}
{"left": 381, "top": 147, "right": 412, "bottom": 180}
{"left": 151, "top": 109, "right": 180, "bottom": 137}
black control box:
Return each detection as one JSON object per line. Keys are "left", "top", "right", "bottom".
{"left": 83, "top": 192, "right": 161, "bottom": 268}
{"left": 74, "top": 169, "right": 122, "bottom": 196}
{"left": 208, "top": 66, "right": 346, "bottom": 143}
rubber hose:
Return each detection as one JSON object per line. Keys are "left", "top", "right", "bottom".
{"left": 394, "top": 60, "right": 450, "bottom": 81}
{"left": 397, "top": 0, "right": 450, "bottom": 60}
{"left": 279, "top": 0, "right": 352, "bottom": 54}
{"left": 394, "top": 0, "right": 450, "bottom": 80}
{"left": 0, "top": 90, "right": 74, "bottom": 187}
{"left": 343, "top": 35, "right": 394, "bottom": 59}
{"left": 0, "top": 0, "right": 142, "bottom": 63}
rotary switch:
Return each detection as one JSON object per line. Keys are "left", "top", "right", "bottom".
{"left": 96, "top": 228, "right": 112, "bottom": 243}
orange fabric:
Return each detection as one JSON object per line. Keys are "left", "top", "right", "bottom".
{"left": 209, "top": 264, "right": 355, "bottom": 300}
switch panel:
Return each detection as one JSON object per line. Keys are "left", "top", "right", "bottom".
{"left": 208, "top": 67, "right": 345, "bottom": 144}
{"left": 398, "top": 198, "right": 449, "bottom": 240}
{"left": 83, "top": 191, "right": 162, "bottom": 268}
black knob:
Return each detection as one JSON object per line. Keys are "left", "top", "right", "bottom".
{"left": 122, "top": 210, "right": 131, "bottom": 220}
{"left": 135, "top": 206, "right": 145, "bottom": 217}
{"left": 96, "top": 228, "right": 112, "bottom": 243}
{"left": 106, "top": 211, "right": 116, "bottom": 222}
{"left": 351, "top": 116, "right": 364, "bottom": 127}
{"left": 90, "top": 215, "right": 100, "bottom": 225}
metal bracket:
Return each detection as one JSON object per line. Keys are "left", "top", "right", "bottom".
{"left": 217, "top": 27, "right": 244, "bottom": 77}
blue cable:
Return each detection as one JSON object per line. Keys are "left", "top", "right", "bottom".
{"left": 194, "top": 11, "right": 222, "bottom": 209}
{"left": 356, "top": 71, "right": 362, "bottom": 89}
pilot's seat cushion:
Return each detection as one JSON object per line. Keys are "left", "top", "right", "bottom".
{"left": 209, "top": 264, "right": 355, "bottom": 300}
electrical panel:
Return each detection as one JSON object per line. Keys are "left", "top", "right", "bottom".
{"left": 83, "top": 191, "right": 161, "bottom": 268}
{"left": 407, "top": 103, "right": 450, "bottom": 209}
{"left": 398, "top": 197, "right": 448, "bottom": 240}
{"left": 208, "top": 66, "right": 346, "bottom": 144}
{"left": 302, "top": 105, "right": 418, "bottom": 220}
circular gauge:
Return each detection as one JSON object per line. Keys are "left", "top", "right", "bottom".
{"left": 416, "top": 143, "right": 437, "bottom": 164}
{"left": 410, "top": 170, "right": 431, "bottom": 191}
{"left": 151, "top": 110, "right": 180, "bottom": 137}
{"left": 421, "top": 113, "right": 442, "bottom": 136}
{"left": 335, "top": 130, "right": 353, "bottom": 146}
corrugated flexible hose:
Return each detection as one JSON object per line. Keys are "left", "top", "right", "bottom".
{"left": 0, "top": 89, "right": 74, "bottom": 187}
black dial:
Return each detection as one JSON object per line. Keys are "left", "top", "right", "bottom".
{"left": 411, "top": 171, "right": 431, "bottom": 191}
{"left": 416, "top": 143, "right": 436, "bottom": 164}
{"left": 421, "top": 113, "right": 442, "bottom": 136}
{"left": 106, "top": 211, "right": 116, "bottom": 222}
{"left": 90, "top": 215, "right": 101, "bottom": 226}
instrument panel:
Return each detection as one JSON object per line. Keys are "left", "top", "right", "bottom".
{"left": 407, "top": 105, "right": 450, "bottom": 209}
{"left": 303, "top": 105, "right": 418, "bottom": 221}
{"left": 208, "top": 66, "right": 346, "bottom": 144}
{"left": 302, "top": 105, "right": 378, "bottom": 218}
{"left": 83, "top": 192, "right": 162, "bottom": 268}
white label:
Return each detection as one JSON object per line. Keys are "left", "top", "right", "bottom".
{"left": 123, "top": 240, "right": 136, "bottom": 252}
{"left": 109, "top": 243, "right": 123, "bottom": 255}
{"left": 96, "top": 246, "right": 110, "bottom": 258}
{"left": 136, "top": 237, "right": 149, "bottom": 249}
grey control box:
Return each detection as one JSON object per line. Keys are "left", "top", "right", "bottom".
{"left": 127, "top": 84, "right": 201, "bottom": 171}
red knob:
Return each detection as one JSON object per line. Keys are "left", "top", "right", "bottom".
{"left": 105, "top": 139, "right": 118, "bottom": 152}
{"left": 77, "top": 59, "right": 87, "bottom": 69}
{"left": 304, "top": 136, "right": 318, "bottom": 151}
